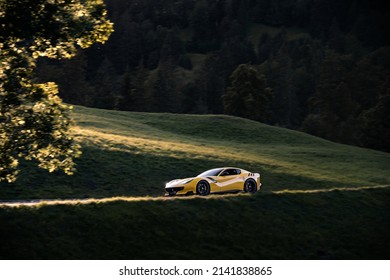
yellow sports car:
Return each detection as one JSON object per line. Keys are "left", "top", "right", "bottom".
{"left": 165, "top": 167, "right": 261, "bottom": 196}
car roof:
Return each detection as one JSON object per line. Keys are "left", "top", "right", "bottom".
{"left": 219, "top": 167, "right": 249, "bottom": 172}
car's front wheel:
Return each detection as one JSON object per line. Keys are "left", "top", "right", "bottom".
{"left": 244, "top": 179, "right": 257, "bottom": 194}
{"left": 196, "top": 180, "right": 210, "bottom": 196}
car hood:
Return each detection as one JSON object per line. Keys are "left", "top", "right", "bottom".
{"left": 165, "top": 177, "right": 195, "bottom": 188}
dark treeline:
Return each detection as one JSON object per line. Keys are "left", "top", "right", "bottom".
{"left": 37, "top": 0, "right": 390, "bottom": 152}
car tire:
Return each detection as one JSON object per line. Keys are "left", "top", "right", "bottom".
{"left": 196, "top": 180, "right": 210, "bottom": 196}
{"left": 244, "top": 179, "right": 257, "bottom": 194}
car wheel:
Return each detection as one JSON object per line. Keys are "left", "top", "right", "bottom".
{"left": 196, "top": 180, "right": 210, "bottom": 196}
{"left": 244, "top": 179, "right": 257, "bottom": 194}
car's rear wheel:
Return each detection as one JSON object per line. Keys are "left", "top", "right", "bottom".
{"left": 196, "top": 180, "right": 210, "bottom": 196}
{"left": 244, "top": 179, "right": 257, "bottom": 194}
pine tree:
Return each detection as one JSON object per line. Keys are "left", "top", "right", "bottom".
{"left": 223, "top": 64, "right": 272, "bottom": 122}
{"left": 118, "top": 64, "right": 148, "bottom": 112}
{"left": 94, "top": 58, "right": 118, "bottom": 109}
{"left": 358, "top": 80, "right": 390, "bottom": 152}
{"left": 302, "top": 51, "right": 357, "bottom": 141}
{"left": 38, "top": 51, "right": 95, "bottom": 107}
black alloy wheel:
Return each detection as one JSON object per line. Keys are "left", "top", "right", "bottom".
{"left": 244, "top": 179, "right": 257, "bottom": 193}
{"left": 196, "top": 181, "right": 210, "bottom": 196}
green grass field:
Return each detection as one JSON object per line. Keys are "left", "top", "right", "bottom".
{"left": 1, "top": 105, "right": 389, "bottom": 199}
{"left": 0, "top": 106, "right": 389, "bottom": 259}
{"left": 0, "top": 188, "right": 389, "bottom": 259}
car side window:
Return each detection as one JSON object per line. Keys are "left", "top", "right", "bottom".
{"left": 221, "top": 169, "right": 238, "bottom": 176}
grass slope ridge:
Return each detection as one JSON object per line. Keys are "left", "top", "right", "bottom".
{"left": 1, "top": 105, "right": 389, "bottom": 199}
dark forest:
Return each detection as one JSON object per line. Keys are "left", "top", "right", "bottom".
{"left": 37, "top": 0, "right": 390, "bottom": 152}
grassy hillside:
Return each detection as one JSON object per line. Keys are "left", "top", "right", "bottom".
{"left": 0, "top": 187, "right": 389, "bottom": 259}
{"left": 0, "top": 105, "right": 389, "bottom": 199}
{"left": 0, "top": 106, "right": 389, "bottom": 259}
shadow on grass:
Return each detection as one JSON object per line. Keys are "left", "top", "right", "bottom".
{"left": 0, "top": 188, "right": 389, "bottom": 259}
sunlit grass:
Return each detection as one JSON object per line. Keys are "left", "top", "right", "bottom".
{"left": 0, "top": 105, "right": 389, "bottom": 200}
{"left": 73, "top": 106, "right": 390, "bottom": 188}
{"left": 73, "top": 125, "right": 384, "bottom": 187}
{"left": 2, "top": 185, "right": 389, "bottom": 209}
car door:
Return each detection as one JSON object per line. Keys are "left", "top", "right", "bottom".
{"left": 216, "top": 168, "right": 242, "bottom": 192}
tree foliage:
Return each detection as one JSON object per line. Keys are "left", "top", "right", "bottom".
{"left": 0, "top": 0, "right": 113, "bottom": 182}
{"left": 223, "top": 64, "right": 272, "bottom": 122}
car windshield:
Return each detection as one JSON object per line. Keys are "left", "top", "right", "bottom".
{"left": 197, "top": 168, "right": 224, "bottom": 177}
